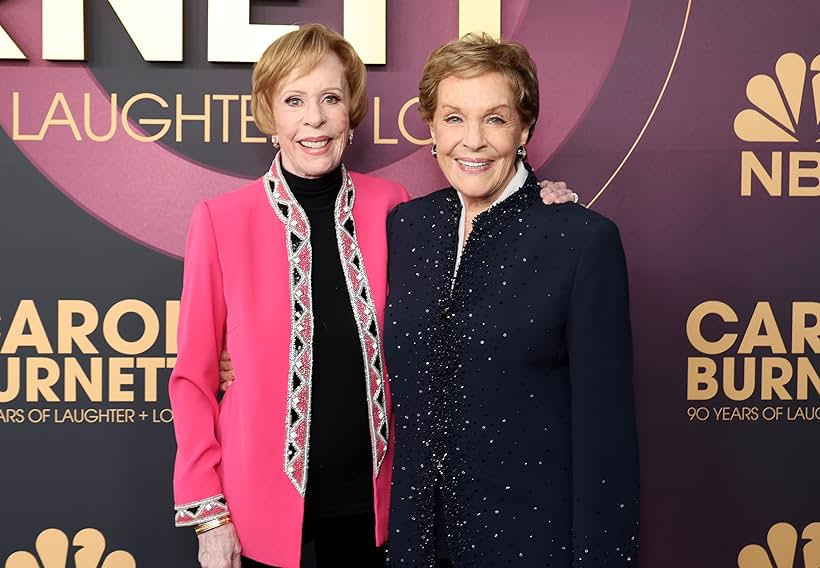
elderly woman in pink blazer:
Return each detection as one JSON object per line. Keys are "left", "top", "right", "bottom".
{"left": 170, "top": 24, "right": 576, "bottom": 568}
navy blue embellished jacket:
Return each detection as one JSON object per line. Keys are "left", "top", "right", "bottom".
{"left": 384, "top": 171, "right": 639, "bottom": 567}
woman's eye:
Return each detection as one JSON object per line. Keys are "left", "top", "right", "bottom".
{"left": 323, "top": 94, "right": 341, "bottom": 104}
{"left": 285, "top": 97, "right": 301, "bottom": 107}
{"left": 487, "top": 115, "right": 506, "bottom": 125}
{"left": 444, "top": 116, "right": 462, "bottom": 124}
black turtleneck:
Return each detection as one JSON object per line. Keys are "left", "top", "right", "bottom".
{"left": 281, "top": 164, "right": 374, "bottom": 519}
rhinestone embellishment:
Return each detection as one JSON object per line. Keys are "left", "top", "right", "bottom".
{"left": 264, "top": 156, "right": 390, "bottom": 493}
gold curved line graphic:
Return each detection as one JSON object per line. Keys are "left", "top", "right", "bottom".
{"left": 587, "top": 0, "right": 693, "bottom": 208}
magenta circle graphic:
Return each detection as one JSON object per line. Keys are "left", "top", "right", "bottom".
{"left": 0, "top": 1, "right": 631, "bottom": 257}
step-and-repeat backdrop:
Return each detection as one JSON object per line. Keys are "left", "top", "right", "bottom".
{"left": 1, "top": 1, "right": 818, "bottom": 566}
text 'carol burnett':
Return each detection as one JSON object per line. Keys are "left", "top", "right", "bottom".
{"left": 0, "top": 299, "right": 178, "bottom": 403}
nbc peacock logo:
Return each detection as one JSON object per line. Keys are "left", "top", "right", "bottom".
{"left": 737, "top": 522, "right": 820, "bottom": 568}
{"left": 734, "top": 53, "right": 820, "bottom": 197}
{"left": 4, "top": 528, "right": 136, "bottom": 568}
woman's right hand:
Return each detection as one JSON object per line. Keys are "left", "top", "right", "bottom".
{"left": 219, "top": 350, "right": 235, "bottom": 392}
{"left": 197, "top": 522, "right": 242, "bottom": 568}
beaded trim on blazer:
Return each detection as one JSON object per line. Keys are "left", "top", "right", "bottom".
{"left": 263, "top": 155, "right": 389, "bottom": 495}
{"left": 174, "top": 494, "right": 229, "bottom": 526}
{"left": 333, "top": 169, "right": 390, "bottom": 476}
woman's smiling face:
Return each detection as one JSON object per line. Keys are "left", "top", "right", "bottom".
{"left": 428, "top": 71, "right": 529, "bottom": 205}
{"left": 272, "top": 52, "right": 351, "bottom": 178}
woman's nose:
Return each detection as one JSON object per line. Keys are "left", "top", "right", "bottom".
{"left": 303, "top": 100, "right": 326, "bottom": 127}
{"left": 461, "top": 121, "right": 486, "bottom": 150}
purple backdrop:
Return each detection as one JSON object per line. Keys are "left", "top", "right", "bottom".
{"left": 1, "top": 1, "right": 818, "bottom": 566}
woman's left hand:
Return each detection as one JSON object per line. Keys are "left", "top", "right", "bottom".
{"left": 539, "top": 180, "right": 580, "bottom": 205}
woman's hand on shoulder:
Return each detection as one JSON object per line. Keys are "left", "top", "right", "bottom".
{"left": 539, "top": 179, "right": 580, "bottom": 206}
{"left": 219, "top": 350, "right": 235, "bottom": 392}
{"left": 197, "top": 521, "right": 241, "bottom": 568}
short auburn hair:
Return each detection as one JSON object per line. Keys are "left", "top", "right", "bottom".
{"left": 251, "top": 23, "right": 368, "bottom": 135}
{"left": 418, "top": 33, "right": 540, "bottom": 141}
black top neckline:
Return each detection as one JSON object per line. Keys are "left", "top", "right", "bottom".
{"left": 280, "top": 162, "right": 344, "bottom": 211}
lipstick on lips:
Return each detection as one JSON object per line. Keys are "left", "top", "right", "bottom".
{"left": 298, "top": 136, "right": 332, "bottom": 154}
{"left": 455, "top": 157, "right": 493, "bottom": 173}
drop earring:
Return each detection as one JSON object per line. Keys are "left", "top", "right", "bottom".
{"left": 271, "top": 135, "right": 279, "bottom": 149}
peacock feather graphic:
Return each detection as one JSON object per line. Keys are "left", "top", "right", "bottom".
{"left": 4, "top": 528, "right": 136, "bottom": 568}
{"left": 737, "top": 522, "right": 820, "bottom": 568}
{"left": 734, "top": 52, "right": 820, "bottom": 144}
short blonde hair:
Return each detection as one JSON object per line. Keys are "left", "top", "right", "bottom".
{"left": 418, "top": 33, "right": 539, "bottom": 141}
{"left": 251, "top": 23, "right": 368, "bottom": 135}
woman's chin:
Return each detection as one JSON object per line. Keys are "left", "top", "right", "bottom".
{"left": 283, "top": 152, "right": 343, "bottom": 178}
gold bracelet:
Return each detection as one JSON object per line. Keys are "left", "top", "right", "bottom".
{"left": 194, "top": 515, "right": 232, "bottom": 535}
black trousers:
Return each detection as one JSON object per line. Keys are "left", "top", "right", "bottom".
{"left": 241, "top": 513, "right": 385, "bottom": 568}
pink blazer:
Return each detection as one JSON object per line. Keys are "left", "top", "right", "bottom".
{"left": 169, "top": 160, "right": 409, "bottom": 568}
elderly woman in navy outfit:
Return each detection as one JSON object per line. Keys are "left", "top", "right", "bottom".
{"left": 384, "top": 34, "right": 639, "bottom": 567}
